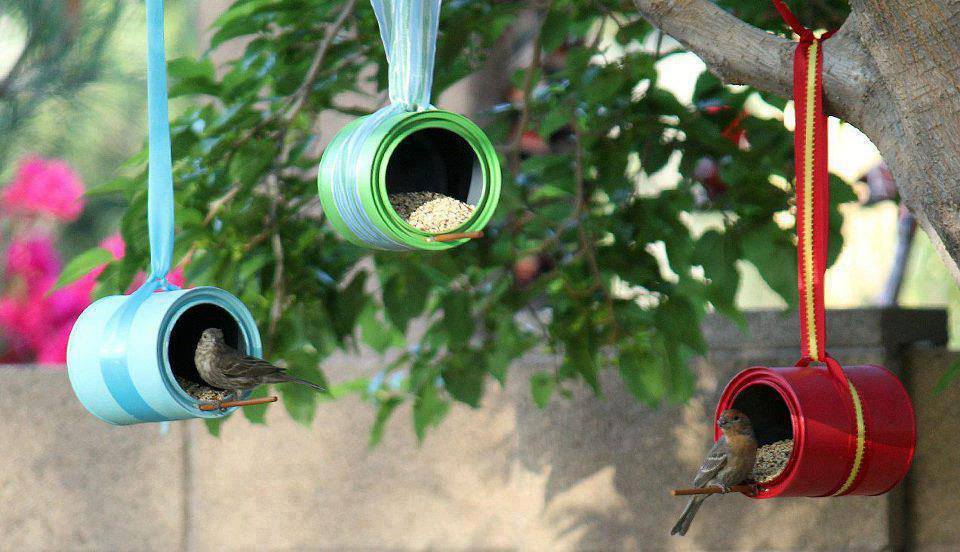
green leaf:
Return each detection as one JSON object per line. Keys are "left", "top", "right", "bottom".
{"left": 441, "top": 293, "right": 473, "bottom": 343}
{"left": 540, "top": 7, "right": 570, "bottom": 51}
{"left": 241, "top": 385, "right": 270, "bottom": 424}
{"left": 370, "top": 397, "right": 403, "bottom": 447}
{"left": 382, "top": 266, "right": 429, "bottom": 332}
{"left": 331, "top": 272, "right": 367, "bottom": 340}
{"left": 530, "top": 373, "right": 555, "bottom": 409}
{"left": 618, "top": 345, "right": 667, "bottom": 405}
{"left": 358, "top": 304, "right": 404, "bottom": 353}
{"left": 581, "top": 66, "right": 626, "bottom": 103}
{"left": 935, "top": 357, "right": 960, "bottom": 394}
{"left": 563, "top": 335, "right": 600, "bottom": 393}
{"left": 488, "top": 317, "right": 532, "bottom": 384}
{"left": 51, "top": 248, "right": 114, "bottom": 292}
{"left": 412, "top": 384, "right": 449, "bottom": 442}
{"left": 441, "top": 353, "right": 485, "bottom": 407}
{"left": 278, "top": 382, "right": 318, "bottom": 427}
{"left": 694, "top": 230, "right": 744, "bottom": 325}
{"left": 167, "top": 57, "right": 215, "bottom": 80}
{"left": 204, "top": 417, "right": 224, "bottom": 437}
{"left": 655, "top": 296, "right": 707, "bottom": 354}
{"left": 85, "top": 176, "right": 136, "bottom": 197}
{"left": 740, "top": 223, "right": 798, "bottom": 309}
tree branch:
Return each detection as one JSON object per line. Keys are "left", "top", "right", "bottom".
{"left": 630, "top": 0, "right": 880, "bottom": 129}
{"left": 633, "top": 1, "right": 795, "bottom": 95}
{"left": 284, "top": 0, "right": 358, "bottom": 124}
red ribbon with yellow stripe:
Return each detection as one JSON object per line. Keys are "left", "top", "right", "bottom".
{"left": 773, "top": 0, "right": 834, "bottom": 363}
{"left": 774, "top": 1, "right": 866, "bottom": 496}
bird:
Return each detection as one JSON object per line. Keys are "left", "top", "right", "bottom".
{"left": 194, "top": 327, "right": 326, "bottom": 407}
{"left": 670, "top": 408, "right": 758, "bottom": 537}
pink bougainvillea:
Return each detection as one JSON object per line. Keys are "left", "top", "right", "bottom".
{"left": 1, "top": 156, "right": 85, "bottom": 221}
{"left": 4, "top": 236, "right": 61, "bottom": 288}
{"left": 0, "top": 156, "right": 189, "bottom": 365}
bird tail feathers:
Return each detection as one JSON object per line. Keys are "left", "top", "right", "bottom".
{"left": 280, "top": 375, "right": 327, "bottom": 393}
{"left": 671, "top": 495, "right": 706, "bottom": 536}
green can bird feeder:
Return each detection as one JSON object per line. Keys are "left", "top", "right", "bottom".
{"left": 318, "top": 0, "right": 501, "bottom": 251}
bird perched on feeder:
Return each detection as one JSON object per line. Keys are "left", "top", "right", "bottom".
{"left": 671, "top": 409, "right": 758, "bottom": 537}
{"left": 194, "top": 328, "right": 326, "bottom": 407}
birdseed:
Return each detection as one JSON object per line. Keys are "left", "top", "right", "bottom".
{"left": 176, "top": 375, "right": 232, "bottom": 402}
{"left": 752, "top": 439, "right": 794, "bottom": 483}
{"left": 388, "top": 191, "right": 476, "bottom": 234}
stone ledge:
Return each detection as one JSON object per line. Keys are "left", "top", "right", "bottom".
{"left": 0, "top": 307, "right": 952, "bottom": 550}
{"left": 704, "top": 308, "right": 948, "bottom": 351}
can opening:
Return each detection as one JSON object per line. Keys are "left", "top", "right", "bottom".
{"left": 732, "top": 383, "right": 795, "bottom": 484}
{"left": 167, "top": 303, "right": 243, "bottom": 388}
{"left": 385, "top": 127, "right": 482, "bottom": 205}
{"left": 731, "top": 384, "right": 793, "bottom": 446}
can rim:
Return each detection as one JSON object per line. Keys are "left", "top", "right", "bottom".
{"left": 370, "top": 109, "right": 501, "bottom": 249}
{"left": 716, "top": 367, "right": 803, "bottom": 499}
{"left": 157, "top": 287, "right": 263, "bottom": 418}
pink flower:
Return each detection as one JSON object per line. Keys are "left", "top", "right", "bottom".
{"left": 0, "top": 233, "right": 94, "bottom": 364}
{"left": 127, "top": 265, "right": 187, "bottom": 292}
{"left": 0, "top": 231, "right": 191, "bottom": 364}
{"left": 101, "top": 233, "right": 189, "bottom": 291}
{"left": 5, "top": 235, "right": 61, "bottom": 291}
{"left": 47, "top": 275, "right": 97, "bottom": 327}
{"left": 100, "top": 233, "right": 125, "bottom": 259}
{"left": 36, "top": 323, "right": 73, "bottom": 364}
{"left": 1, "top": 156, "right": 85, "bottom": 221}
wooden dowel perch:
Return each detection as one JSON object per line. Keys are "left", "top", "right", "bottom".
{"left": 671, "top": 484, "right": 756, "bottom": 496}
{"left": 427, "top": 231, "right": 483, "bottom": 243}
{"left": 198, "top": 396, "right": 278, "bottom": 411}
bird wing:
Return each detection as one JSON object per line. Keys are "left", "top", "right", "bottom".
{"left": 692, "top": 435, "right": 729, "bottom": 487}
{"left": 219, "top": 352, "right": 284, "bottom": 378}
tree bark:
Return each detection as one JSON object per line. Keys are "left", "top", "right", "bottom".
{"left": 633, "top": 0, "right": 960, "bottom": 284}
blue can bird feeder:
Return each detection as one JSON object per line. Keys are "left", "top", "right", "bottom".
{"left": 67, "top": 0, "right": 265, "bottom": 425}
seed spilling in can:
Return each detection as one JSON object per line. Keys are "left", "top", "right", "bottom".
{"left": 177, "top": 375, "right": 233, "bottom": 402}
{"left": 389, "top": 191, "right": 476, "bottom": 234}
{"left": 752, "top": 439, "right": 793, "bottom": 483}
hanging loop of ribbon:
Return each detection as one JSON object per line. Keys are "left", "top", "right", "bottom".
{"left": 145, "top": 0, "right": 177, "bottom": 289}
{"left": 95, "top": 0, "right": 180, "bottom": 423}
{"left": 774, "top": 2, "right": 867, "bottom": 497}
{"left": 371, "top": 0, "right": 442, "bottom": 111}
{"left": 772, "top": 0, "right": 834, "bottom": 364}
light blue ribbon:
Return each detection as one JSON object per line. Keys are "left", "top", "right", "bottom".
{"left": 372, "top": 0, "right": 441, "bottom": 111}
{"left": 146, "top": 0, "right": 175, "bottom": 279}
{"left": 330, "top": 0, "right": 442, "bottom": 248}
{"left": 98, "top": 0, "right": 179, "bottom": 421}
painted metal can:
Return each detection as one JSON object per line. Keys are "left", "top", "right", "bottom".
{"left": 318, "top": 107, "right": 501, "bottom": 250}
{"left": 715, "top": 359, "right": 915, "bottom": 497}
{"left": 67, "top": 286, "right": 262, "bottom": 425}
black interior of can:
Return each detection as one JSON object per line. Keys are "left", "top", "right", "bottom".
{"left": 168, "top": 303, "right": 243, "bottom": 388}
{"left": 385, "top": 128, "right": 479, "bottom": 204}
{"left": 731, "top": 385, "right": 793, "bottom": 446}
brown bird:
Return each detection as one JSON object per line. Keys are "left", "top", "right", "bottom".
{"left": 194, "top": 328, "right": 325, "bottom": 407}
{"left": 671, "top": 409, "right": 758, "bottom": 537}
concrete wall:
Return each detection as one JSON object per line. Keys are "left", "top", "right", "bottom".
{"left": 0, "top": 308, "right": 954, "bottom": 551}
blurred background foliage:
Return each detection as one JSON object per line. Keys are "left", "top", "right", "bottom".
{"left": 0, "top": 0, "right": 198, "bottom": 252}
{"left": 3, "top": 0, "right": 958, "bottom": 439}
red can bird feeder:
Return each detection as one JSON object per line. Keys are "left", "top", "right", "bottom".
{"left": 713, "top": 1, "right": 915, "bottom": 499}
